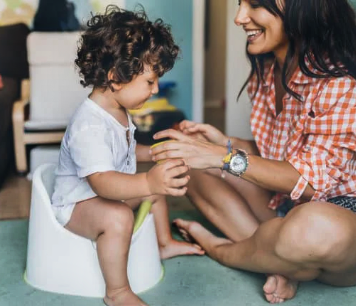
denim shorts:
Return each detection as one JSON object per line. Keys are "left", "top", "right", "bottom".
{"left": 276, "top": 196, "right": 356, "bottom": 217}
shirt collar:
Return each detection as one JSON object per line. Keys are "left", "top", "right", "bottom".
{"left": 261, "top": 59, "right": 315, "bottom": 91}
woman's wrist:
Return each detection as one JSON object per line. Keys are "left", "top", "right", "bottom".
{"left": 213, "top": 144, "right": 230, "bottom": 169}
{"left": 221, "top": 136, "right": 230, "bottom": 147}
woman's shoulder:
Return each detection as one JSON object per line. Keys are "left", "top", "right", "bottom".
{"left": 320, "top": 75, "right": 356, "bottom": 100}
{"left": 313, "top": 75, "right": 356, "bottom": 113}
{"left": 326, "top": 74, "right": 356, "bottom": 89}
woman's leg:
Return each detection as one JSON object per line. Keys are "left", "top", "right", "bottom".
{"left": 186, "top": 169, "right": 275, "bottom": 242}
{"left": 186, "top": 169, "right": 288, "bottom": 303}
{"left": 65, "top": 197, "right": 146, "bottom": 306}
{"left": 145, "top": 194, "right": 205, "bottom": 259}
{"left": 174, "top": 202, "right": 356, "bottom": 303}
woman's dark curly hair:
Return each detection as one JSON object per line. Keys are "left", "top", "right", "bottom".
{"left": 238, "top": 0, "right": 356, "bottom": 101}
{"left": 75, "top": 5, "right": 180, "bottom": 90}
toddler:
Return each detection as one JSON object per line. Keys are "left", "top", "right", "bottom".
{"left": 51, "top": 6, "right": 204, "bottom": 306}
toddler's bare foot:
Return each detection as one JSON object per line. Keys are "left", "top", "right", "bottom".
{"left": 104, "top": 287, "right": 147, "bottom": 306}
{"left": 263, "top": 274, "right": 298, "bottom": 304}
{"left": 160, "top": 238, "right": 205, "bottom": 259}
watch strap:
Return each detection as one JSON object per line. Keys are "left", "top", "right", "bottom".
{"left": 221, "top": 139, "right": 233, "bottom": 170}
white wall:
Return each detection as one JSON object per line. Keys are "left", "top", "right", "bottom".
{"left": 225, "top": 0, "right": 253, "bottom": 139}
{"left": 96, "top": 0, "right": 125, "bottom": 9}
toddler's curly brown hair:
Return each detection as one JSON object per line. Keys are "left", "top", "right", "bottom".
{"left": 75, "top": 5, "right": 179, "bottom": 90}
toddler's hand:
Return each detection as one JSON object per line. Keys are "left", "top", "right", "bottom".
{"left": 146, "top": 159, "right": 190, "bottom": 196}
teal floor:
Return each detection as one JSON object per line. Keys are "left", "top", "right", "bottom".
{"left": 1, "top": 211, "right": 356, "bottom": 306}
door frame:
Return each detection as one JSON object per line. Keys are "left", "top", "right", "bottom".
{"left": 192, "top": 0, "right": 205, "bottom": 122}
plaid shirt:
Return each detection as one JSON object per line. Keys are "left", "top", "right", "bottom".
{"left": 248, "top": 61, "right": 356, "bottom": 209}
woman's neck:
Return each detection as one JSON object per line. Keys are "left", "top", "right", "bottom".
{"left": 274, "top": 54, "right": 298, "bottom": 84}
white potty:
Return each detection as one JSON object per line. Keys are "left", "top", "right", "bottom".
{"left": 25, "top": 164, "right": 163, "bottom": 297}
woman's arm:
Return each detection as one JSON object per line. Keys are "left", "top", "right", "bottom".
{"left": 242, "top": 155, "right": 315, "bottom": 201}
{"left": 178, "top": 120, "right": 259, "bottom": 155}
{"left": 229, "top": 137, "right": 260, "bottom": 155}
{"left": 151, "top": 129, "right": 314, "bottom": 200}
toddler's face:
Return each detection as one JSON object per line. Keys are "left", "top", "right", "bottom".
{"left": 115, "top": 64, "right": 159, "bottom": 110}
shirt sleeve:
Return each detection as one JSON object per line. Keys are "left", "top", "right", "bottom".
{"left": 68, "top": 125, "right": 116, "bottom": 178}
{"left": 287, "top": 77, "right": 356, "bottom": 201}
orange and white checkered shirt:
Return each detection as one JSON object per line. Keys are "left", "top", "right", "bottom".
{"left": 248, "top": 61, "right": 356, "bottom": 209}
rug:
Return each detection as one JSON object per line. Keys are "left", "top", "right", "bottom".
{"left": 1, "top": 211, "right": 356, "bottom": 306}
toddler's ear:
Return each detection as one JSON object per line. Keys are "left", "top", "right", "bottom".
{"left": 110, "top": 82, "right": 122, "bottom": 91}
{"left": 107, "top": 70, "right": 122, "bottom": 91}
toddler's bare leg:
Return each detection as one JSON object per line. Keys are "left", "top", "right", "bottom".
{"left": 65, "top": 197, "right": 147, "bottom": 306}
{"left": 146, "top": 194, "right": 205, "bottom": 259}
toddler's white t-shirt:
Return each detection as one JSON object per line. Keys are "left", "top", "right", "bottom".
{"left": 51, "top": 98, "right": 137, "bottom": 226}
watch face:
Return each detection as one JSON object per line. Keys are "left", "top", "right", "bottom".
{"left": 230, "top": 155, "right": 247, "bottom": 174}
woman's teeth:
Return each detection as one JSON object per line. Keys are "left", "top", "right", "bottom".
{"left": 247, "top": 29, "right": 263, "bottom": 38}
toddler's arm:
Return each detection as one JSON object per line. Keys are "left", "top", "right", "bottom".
{"left": 136, "top": 143, "right": 151, "bottom": 162}
{"left": 87, "top": 159, "right": 190, "bottom": 200}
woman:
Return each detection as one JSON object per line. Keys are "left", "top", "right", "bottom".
{"left": 150, "top": 0, "right": 356, "bottom": 304}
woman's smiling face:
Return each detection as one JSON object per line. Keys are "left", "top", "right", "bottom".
{"left": 234, "top": 0, "right": 289, "bottom": 60}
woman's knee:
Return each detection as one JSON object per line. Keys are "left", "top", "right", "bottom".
{"left": 186, "top": 169, "right": 228, "bottom": 200}
{"left": 275, "top": 202, "right": 354, "bottom": 262}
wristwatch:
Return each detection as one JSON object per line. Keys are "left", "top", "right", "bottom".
{"left": 228, "top": 149, "right": 249, "bottom": 177}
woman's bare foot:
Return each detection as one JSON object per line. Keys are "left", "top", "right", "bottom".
{"left": 263, "top": 274, "right": 298, "bottom": 304}
{"left": 172, "top": 220, "right": 198, "bottom": 243}
{"left": 104, "top": 287, "right": 147, "bottom": 306}
{"left": 172, "top": 218, "right": 232, "bottom": 252}
{"left": 160, "top": 239, "right": 205, "bottom": 259}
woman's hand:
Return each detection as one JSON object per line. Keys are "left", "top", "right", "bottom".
{"left": 151, "top": 129, "right": 226, "bottom": 169}
{"left": 179, "top": 120, "right": 228, "bottom": 146}
{"left": 146, "top": 159, "right": 190, "bottom": 197}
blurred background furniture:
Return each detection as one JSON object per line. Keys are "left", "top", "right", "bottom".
{"left": 0, "top": 23, "right": 30, "bottom": 187}
{"left": 12, "top": 31, "right": 91, "bottom": 174}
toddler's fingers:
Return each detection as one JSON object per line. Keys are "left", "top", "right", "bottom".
{"left": 167, "top": 186, "right": 187, "bottom": 197}
{"left": 163, "top": 158, "right": 186, "bottom": 169}
{"left": 170, "top": 175, "right": 190, "bottom": 188}
{"left": 166, "top": 164, "right": 189, "bottom": 177}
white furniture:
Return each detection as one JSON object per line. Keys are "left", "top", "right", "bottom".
{"left": 25, "top": 164, "right": 163, "bottom": 297}
{"left": 28, "top": 145, "right": 60, "bottom": 180}
{"left": 12, "top": 32, "right": 91, "bottom": 173}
